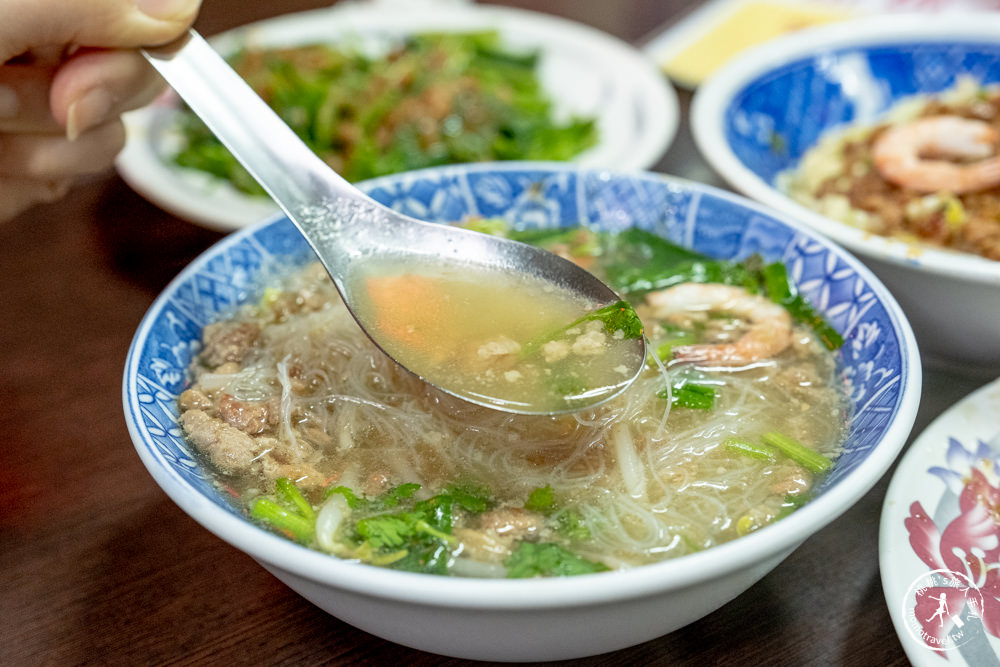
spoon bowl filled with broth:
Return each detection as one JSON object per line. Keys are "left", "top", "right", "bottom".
{"left": 124, "top": 164, "right": 920, "bottom": 661}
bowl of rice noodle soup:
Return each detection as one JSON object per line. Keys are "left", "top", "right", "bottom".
{"left": 124, "top": 164, "right": 920, "bottom": 661}
{"left": 691, "top": 15, "right": 1000, "bottom": 375}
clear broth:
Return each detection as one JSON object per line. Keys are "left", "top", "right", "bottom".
{"left": 349, "top": 259, "right": 643, "bottom": 412}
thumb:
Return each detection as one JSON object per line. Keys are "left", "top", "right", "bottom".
{"left": 0, "top": 0, "right": 201, "bottom": 62}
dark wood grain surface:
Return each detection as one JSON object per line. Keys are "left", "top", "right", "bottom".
{"left": 1, "top": 1, "right": 988, "bottom": 664}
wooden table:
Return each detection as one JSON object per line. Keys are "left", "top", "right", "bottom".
{"left": 2, "top": 1, "right": 989, "bottom": 664}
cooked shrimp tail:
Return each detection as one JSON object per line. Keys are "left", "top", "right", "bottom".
{"left": 872, "top": 115, "right": 1000, "bottom": 194}
{"left": 644, "top": 283, "right": 792, "bottom": 366}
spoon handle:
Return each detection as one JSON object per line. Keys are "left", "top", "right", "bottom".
{"left": 141, "top": 31, "right": 370, "bottom": 257}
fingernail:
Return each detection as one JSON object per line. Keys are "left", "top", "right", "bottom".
{"left": 66, "top": 89, "right": 113, "bottom": 142}
{"left": 0, "top": 85, "right": 19, "bottom": 118}
{"left": 135, "top": 0, "right": 197, "bottom": 20}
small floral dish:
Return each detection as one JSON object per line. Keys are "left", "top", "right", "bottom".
{"left": 880, "top": 377, "right": 1000, "bottom": 666}
{"left": 117, "top": 3, "right": 678, "bottom": 231}
{"left": 691, "top": 15, "right": 1000, "bottom": 374}
{"left": 124, "top": 163, "right": 920, "bottom": 661}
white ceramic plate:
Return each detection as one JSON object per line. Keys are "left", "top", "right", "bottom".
{"left": 880, "top": 378, "right": 1000, "bottom": 665}
{"left": 116, "top": 3, "right": 679, "bottom": 231}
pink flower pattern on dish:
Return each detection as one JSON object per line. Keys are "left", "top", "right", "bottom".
{"left": 904, "top": 437, "right": 1000, "bottom": 654}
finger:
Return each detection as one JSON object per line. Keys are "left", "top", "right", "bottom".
{"left": 0, "top": 119, "right": 125, "bottom": 178}
{"left": 0, "top": 0, "right": 202, "bottom": 63}
{"left": 50, "top": 48, "right": 165, "bottom": 139}
{"left": 0, "top": 64, "right": 61, "bottom": 133}
{"left": 0, "top": 175, "right": 71, "bottom": 221}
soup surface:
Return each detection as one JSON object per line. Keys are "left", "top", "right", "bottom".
{"left": 780, "top": 77, "right": 1000, "bottom": 260}
{"left": 178, "top": 224, "right": 850, "bottom": 577}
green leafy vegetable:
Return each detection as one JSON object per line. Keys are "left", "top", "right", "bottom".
{"left": 524, "top": 485, "right": 555, "bottom": 513}
{"left": 657, "top": 381, "right": 716, "bottom": 410}
{"left": 508, "top": 226, "right": 601, "bottom": 259}
{"left": 654, "top": 334, "right": 698, "bottom": 361}
{"left": 356, "top": 513, "right": 456, "bottom": 550}
{"left": 355, "top": 515, "right": 418, "bottom": 550}
{"left": 604, "top": 227, "right": 705, "bottom": 286}
{"left": 581, "top": 300, "right": 644, "bottom": 338}
{"left": 724, "top": 437, "right": 778, "bottom": 463}
{"left": 173, "top": 31, "right": 598, "bottom": 191}
{"left": 776, "top": 492, "right": 813, "bottom": 520}
{"left": 250, "top": 477, "right": 316, "bottom": 544}
{"left": 463, "top": 219, "right": 602, "bottom": 260}
{"left": 594, "top": 229, "right": 844, "bottom": 350}
{"left": 724, "top": 432, "right": 833, "bottom": 473}
{"left": 276, "top": 477, "right": 315, "bottom": 519}
{"left": 520, "top": 299, "right": 643, "bottom": 362}
{"left": 249, "top": 498, "right": 314, "bottom": 544}
{"left": 326, "top": 482, "right": 420, "bottom": 510}
{"left": 612, "top": 256, "right": 760, "bottom": 296}
{"left": 325, "top": 483, "right": 494, "bottom": 575}
{"left": 524, "top": 486, "right": 591, "bottom": 541}
{"left": 549, "top": 371, "right": 587, "bottom": 401}
{"left": 760, "top": 431, "right": 834, "bottom": 474}
{"left": 506, "top": 226, "right": 584, "bottom": 246}
{"left": 505, "top": 542, "right": 609, "bottom": 578}
{"left": 602, "top": 229, "right": 755, "bottom": 295}
{"left": 555, "top": 510, "right": 592, "bottom": 541}
{"left": 461, "top": 217, "right": 510, "bottom": 237}
{"left": 325, "top": 484, "right": 361, "bottom": 507}
{"left": 351, "top": 502, "right": 455, "bottom": 574}
{"left": 446, "top": 483, "right": 494, "bottom": 513}
{"left": 760, "top": 262, "right": 844, "bottom": 350}
{"left": 465, "top": 224, "right": 843, "bottom": 351}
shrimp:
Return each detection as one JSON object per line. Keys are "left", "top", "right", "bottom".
{"left": 645, "top": 283, "right": 791, "bottom": 365}
{"left": 872, "top": 115, "right": 1000, "bottom": 194}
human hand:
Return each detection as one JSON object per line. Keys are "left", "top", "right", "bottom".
{"left": 0, "top": 0, "right": 201, "bottom": 221}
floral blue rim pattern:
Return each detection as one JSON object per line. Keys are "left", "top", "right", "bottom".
{"left": 725, "top": 41, "right": 1000, "bottom": 183}
{"left": 123, "top": 164, "right": 907, "bottom": 524}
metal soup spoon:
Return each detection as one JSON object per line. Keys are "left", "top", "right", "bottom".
{"left": 142, "top": 31, "right": 646, "bottom": 414}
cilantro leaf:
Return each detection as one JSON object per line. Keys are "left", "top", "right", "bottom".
{"left": 325, "top": 483, "right": 494, "bottom": 575}
{"left": 325, "top": 485, "right": 363, "bottom": 509}
{"left": 555, "top": 509, "right": 592, "bottom": 541}
{"left": 524, "top": 487, "right": 591, "bottom": 540}
{"left": 521, "top": 299, "right": 644, "bottom": 360}
{"left": 524, "top": 485, "right": 555, "bottom": 512}
{"left": 382, "top": 483, "right": 422, "bottom": 507}
{"left": 356, "top": 514, "right": 413, "bottom": 550}
{"left": 445, "top": 483, "right": 493, "bottom": 513}
{"left": 505, "top": 542, "right": 609, "bottom": 578}
{"left": 325, "top": 482, "right": 420, "bottom": 511}
{"left": 584, "top": 300, "right": 644, "bottom": 339}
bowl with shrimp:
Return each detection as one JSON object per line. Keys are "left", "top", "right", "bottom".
{"left": 124, "top": 163, "right": 920, "bottom": 661}
{"left": 691, "top": 14, "right": 1000, "bottom": 374}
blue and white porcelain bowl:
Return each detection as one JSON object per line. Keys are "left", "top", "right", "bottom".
{"left": 123, "top": 164, "right": 920, "bottom": 661}
{"left": 691, "top": 15, "right": 1000, "bottom": 374}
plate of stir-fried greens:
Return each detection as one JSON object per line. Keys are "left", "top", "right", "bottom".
{"left": 117, "top": 4, "right": 679, "bottom": 230}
